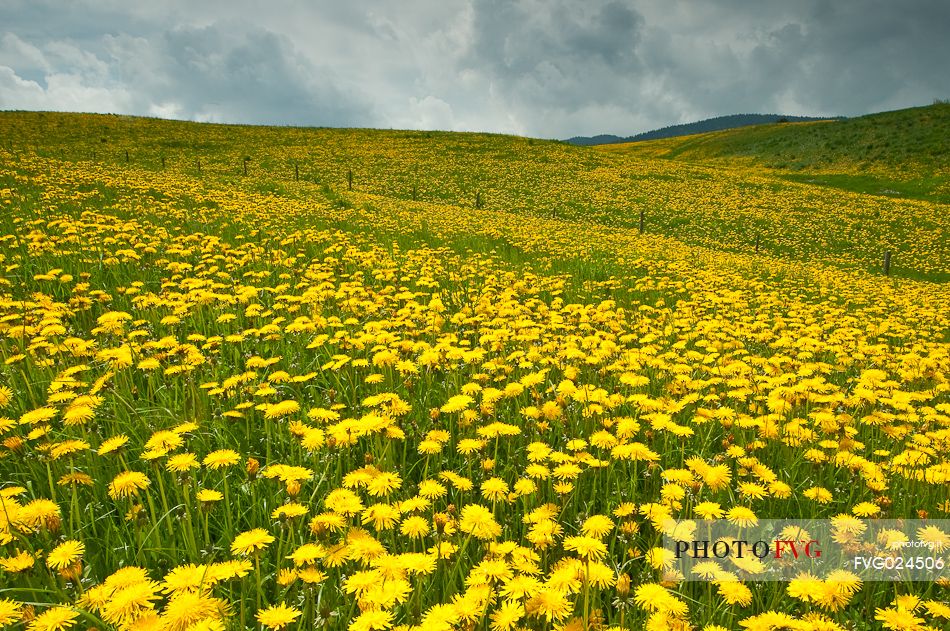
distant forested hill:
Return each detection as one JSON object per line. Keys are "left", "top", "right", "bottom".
{"left": 565, "top": 113, "right": 840, "bottom": 146}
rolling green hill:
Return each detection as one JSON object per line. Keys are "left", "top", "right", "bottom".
{"left": 1, "top": 109, "right": 947, "bottom": 280}
{"left": 564, "top": 113, "right": 836, "bottom": 146}
{"left": 612, "top": 103, "right": 950, "bottom": 202}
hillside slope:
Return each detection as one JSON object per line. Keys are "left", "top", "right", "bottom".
{"left": 608, "top": 103, "right": 950, "bottom": 201}
{"left": 565, "top": 113, "right": 833, "bottom": 146}
{"left": 1, "top": 110, "right": 948, "bottom": 280}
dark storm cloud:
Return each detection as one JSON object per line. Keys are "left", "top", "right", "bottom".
{"left": 0, "top": 0, "right": 948, "bottom": 137}
{"left": 465, "top": 1, "right": 644, "bottom": 102}
{"left": 764, "top": 0, "right": 950, "bottom": 114}
{"left": 628, "top": 0, "right": 950, "bottom": 122}
{"left": 468, "top": 1, "right": 643, "bottom": 77}
{"left": 110, "top": 23, "right": 372, "bottom": 125}
{"left": 0, "top": 1, "right": 373, "bottom": 126}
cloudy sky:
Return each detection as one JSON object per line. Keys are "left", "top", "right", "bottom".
{"left": 1, "top": 0, "right": 948, "bottom": 138}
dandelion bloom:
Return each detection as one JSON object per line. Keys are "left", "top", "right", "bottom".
{"left": 922, "top": 600, "right": 950, "bottom": 619}
{"left": 490, "top": 601, "right": 524, "bottom": 631}
{"left": 527, "top": 588, "right": 572, "bottom": 622}
{"left": 400, "top": 515, "right": 430, "bottom": 539}
{"left": 348, "top": 609, "right": 393, "bottom": 631}
{"left": 19, "top": 406, "right": 57, "bottom": 426}
{"left": 27, "top": 607, "right": 79, "bottom": 631}
{"left": 816, "top": 570, "right": 862, "bottom": 612}
{"left": 256, "top": 603, "right": 301, "bottom": 630}
{"left": 875, "top": 607, "right": 926, "bottom": 630}
{"left": 57, "top": 473, "right": 94, "bottom": 487}
{"left": 162, "top": 564, "right": 212, "bottom": 594}
{"left": 725, "top": 506, "right": 758, "bottom": 527}
{"left": 480, "top": 478, "right": 510, "bottom": 503}
{"left": 634, "top": 583, "right": 676, "bottom": 612}
{"left": 99, "top": 580, "right": 162, "bottom": 626}
{"left": 917, "top": 525, "right": 950, "bottom": 553}
{"left": 162, "top": 591, "right": 228, "bottom": 631}
{"left": 196, "top": 489, "right": 224, "bottom": 503}
{"left": 804, "top": 487, "right": 833, "bottom": 504}
{"left": 852, "top": 501, "right": 881, "bottom": 517}
{"left": 203, "top": 450, "right": 241, "bottom": 469}
{"left": 108, "top": 471, "right": 151, "bottom": 499}
{"left": 0, "top": 599, "right": 23, "bottom": 627}
{"left": 0, "top": 551, "right": 35, "bottom": 573}
{"left": 324, "top": 488, "right": 364, "bottom": 516}
{"left": 563, "top": 536, "right": 608, "bottom": 561}
{"left": 716, "top": 580, "right": 753, "bottom": 606}
{"left": 230, "top": 528, "right": 275, "bottom": 555}
{"left": 287, "top": 543, "right": 326, "bottom": 567}
{"left": 694, "top": 502, "right": 725, "bottom": 519}
{"left": 581, "top": 515, "right": 614, "bottom": 538}
{"left": 361, "top": 503, "right": 401, "bottom": 531}
{"left": 166, "top": 453, "right": 200, "bottom": 473}
{"left": 458, "top": 504, "right": 502, "bottom": 540}
{"left": 98, "top": 435, "right": 130, "bottom": 455}
{"left": 264, "top": 400, "right": 300, "bottom": 420}
{"left": 366, "top": 471, "right": 402, "bottom": 497}
{"left": 299, "top": 567, "right": 327, "bottom": 584}
{"left": 46, "top": 540, "right": 84, "bottom": 570}
{"left": 271, "top": 503, "right": 308, "bottom": 520}
{"left": 439, "top": 395, "right": 472, "bottom": 414}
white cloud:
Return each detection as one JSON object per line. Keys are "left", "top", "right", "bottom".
{"left": 400, "top": 96, "right": 456, "bottom": 131}
{"left": 0, "top": 66, "right": 134, "bottom": 113}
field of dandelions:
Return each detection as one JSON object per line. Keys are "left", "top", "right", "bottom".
{"left": 0, "top": 112, "right": 948, "bottom": 631}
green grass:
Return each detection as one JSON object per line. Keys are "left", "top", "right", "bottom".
{"left": 2, "top": 108, "right": 948, "bottom": 282}
{"left": 776, "top": 172, "right": 950, "bottom": 204}
{"left": 621, "top": 103, "right": 950, "bottom": 201}
{"left": 653, "top": 103, "right": 950, "bottom": 170}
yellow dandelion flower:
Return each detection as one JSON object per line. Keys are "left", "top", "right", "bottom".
{"left": 459, "top": 504, "right": 502, "bottom": 540}
{"left": 256, "top": 604, "right": 300, "bottom": 630}
{"left": 108, "top": 471, "right": 151, "bottom": 499}
{"left": 230, "top": 528, "right": 275, "bottom": 556}
{"left": 46, "top": 540, "right": 84, "bottom": 570}
{"left": 0, "top": 599, "right": 23, "bottom": 627}
{"left": 203, "top": 450, "right": 240, "bottom": 469}
{"left": 27, "top": 607, "right": 78, "bottom": 631}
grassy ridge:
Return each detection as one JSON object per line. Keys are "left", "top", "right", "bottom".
{"left": 608, "top": 103, "right": 950, "bottom": 202}
{"left": 2, "top": 110, "right": 948, "bottom": 281}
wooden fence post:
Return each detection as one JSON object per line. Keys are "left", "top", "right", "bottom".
{"left": 883, "top": 250, "right": 892, "bottom": 276}
{"left": 639, "top": 209, "right": 645, "bottom": 233}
